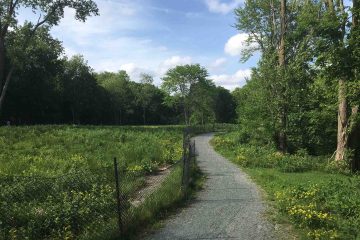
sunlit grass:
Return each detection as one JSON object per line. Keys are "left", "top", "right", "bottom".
{"left": 212, "top": 132, "right": 360, "bottom": 240}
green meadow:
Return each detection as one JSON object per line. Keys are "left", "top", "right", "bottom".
{"left": 0, "top": 125, "right": 185, "bottom": 239}
{"left": 0, "top": 125, "right": 183, "bottom": 175}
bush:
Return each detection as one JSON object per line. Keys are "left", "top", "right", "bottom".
{"left": 277, "top": 155, "right": 314, "bottom": 173}
{"left": 213, "top": 134, "right": 326, "bottom": 172}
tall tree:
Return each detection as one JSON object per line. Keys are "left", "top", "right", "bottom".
{"left": 137, "top": 73, "right": 154, "bottom": 125}
{"left": 162, "top": 64, "right": 209, "bottom": 125}
{"left": 214, "top": 87, "right": 236, "bottom": 123}
{"left": 61, "top": 55, "right": 99, "bottom": 124}
{"left": 0, "top": 0, "right": 98, "bottom": 115}
{"left": 314, "top": 0, "right": 359, "bottom": 161}
{"left": 190, "top": 78, "right": 216, "bottom": 125}
{"left": 100, "top": 70, "right": 132, "bottom": 124}
{"left": 3, "top": 26, "right": 63, "bottom": 124}
{"left": 235, "top": 0, "right": 293, "bottom": 152}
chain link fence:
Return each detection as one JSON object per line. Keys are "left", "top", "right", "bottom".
{"left": 0, "top": 128, "right": 197, "bottom": 240}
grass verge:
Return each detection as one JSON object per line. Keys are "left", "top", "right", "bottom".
{"left": 211, "top": 132, "right": 360, "bottom": 240}
{"left": 127, "top": 157, "right": 205, "bottom": 240}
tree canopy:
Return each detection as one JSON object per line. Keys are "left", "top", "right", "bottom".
{"left": 233, "top": 0, "right": 360, "bottom": 170}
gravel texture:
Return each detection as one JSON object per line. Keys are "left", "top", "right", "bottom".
{"left": 145, "top": 133, "right": 275, "bottom": 240}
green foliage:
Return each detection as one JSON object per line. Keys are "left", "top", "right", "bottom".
{"left": 161, "top": 64, "right": 212, "bottom": 125}
{"left": 0, "top": 125, "right": 186, "bottom": 239}
{"left": 213, "top": 132, "right": 360, "bottom": 239}
{"left": 0, "top": 172, "right": 116, "bottom": 240}
{"left": 275, "top": 178, "right": 360, "bottom": 239}
{"left": 0, "top": 125, "right": 183, "bottom": 175}
{"left": 0, "top": 0, "right": 99, "bottom": 114}
{"left": 2, "top": 25, "right": 238, "bottom": 126}
{"left": 232, "top": 0, "right": 360, "bottom": 158}
{"left": 212, "top": 133, "right": 327, "bottom": 173}
{"left": 162, "top": 64, "right": 209, "bottom": 98}
{"left": 214, "top": 87, "right": 237, "bottom": 123}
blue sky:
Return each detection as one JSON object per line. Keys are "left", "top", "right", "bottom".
{"left": 22, "top": 0, "right": 259, "bottom": 90}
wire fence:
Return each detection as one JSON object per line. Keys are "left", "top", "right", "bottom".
{"left": 0, "top": 128, "right": 197, "bottom": 240}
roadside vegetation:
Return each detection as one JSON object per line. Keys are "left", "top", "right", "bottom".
{"left": 215, "top": 1, "right": 360, "bottom": 238}
{"left": 0, "top": 126, "right": 186, "bottom": 239}
{"left": 212, "top": 132, "right": 360, "bottom": 239}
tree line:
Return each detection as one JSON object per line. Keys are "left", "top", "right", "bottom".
{"left": 233, "top": 0, "right": 360, "bottom": 170}
{"left": 1, "top": 34, "right": 236, "bottom": 125}
{"left": 0, "top": 1, "right": 236, "bottom": 126}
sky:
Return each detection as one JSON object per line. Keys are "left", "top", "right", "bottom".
{"left": 21, "top": 0, "right": 260, "bottom": 90}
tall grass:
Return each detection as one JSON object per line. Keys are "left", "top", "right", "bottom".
{"left": 0, "top": 125, "right": 183, "bottom": 175}
{"left": 0, "top": 125, "right": 186, "bottom": 239}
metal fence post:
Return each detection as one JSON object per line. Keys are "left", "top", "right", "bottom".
{"left": 182, "top": 128, "right": 187, "bottom": 185}
{"left": 113, "top": 157, "right": 123, "bottom": 236}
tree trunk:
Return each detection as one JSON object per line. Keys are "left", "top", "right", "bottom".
{"left": 353, "top": 0, "right": 358, "bottom": 27}
{"left": 71, "top": 105, "right": 75, "bottom": 125}
{"left": 279, "top": 111, "right": 288, "bottom": 152}
{"left": 0, "top": 66, "right": 14, "bottom": 115}
{"left": 349, "top": 106, "right": 360, "bottom": 171}
{"left": 270, "top": 0, "right": 277, "bottom": 47}
{"left": 328, "top": 0, "right": 334, "bottom": 11}
{"left": 335, "top": 79, "right": 348, "bottom": 161}
{"left": 279, "top": 0, "right": 286, "bottom": 68}
{"left": 143, "top": 106, "right": 146, "bottom": 125}
{"left": 119, "top": 108, "right": 122, "bottom": 125}
{"left": 184, "top": 105, "right": 188, "bottom": 125}
{"left": 0, "top": 37, "right": 5, "bottom": 90}
{"left": 278, "top": 0, "right": 288, "bottom": 153}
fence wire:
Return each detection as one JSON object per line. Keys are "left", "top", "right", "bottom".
{"left": 0, "top": 129, "right": 197, "bottom": 240}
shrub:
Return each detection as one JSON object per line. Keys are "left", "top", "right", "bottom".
{"left": 213, "top": 133, "right": 327, "bottom": 173}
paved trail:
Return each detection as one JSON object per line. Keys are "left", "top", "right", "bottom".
{"left": 146, "top": 133, "right": 275, "bottom": 240}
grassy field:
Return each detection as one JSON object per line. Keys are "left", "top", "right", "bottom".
{"left": 212, "top": 132, "right": 360, "bottom": 240}
{"left": 0, "top": 125, "right": 183, "bottom": 175}
{"left": 0, "top": 125, "right": 185, "bottom": 239}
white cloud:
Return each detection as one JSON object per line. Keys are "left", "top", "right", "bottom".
{"left": 224, "top": 33, "right": 258, "bottom": 57}
{"left": 120, "top": 63, "right": 153, "bottom": 82}
{"left": 210, "top": 57, "right": 227, "bottom": 70}
{"left": 204, "top": 0, "right": 242, "bottom": 14}
{"left": 63, "top": 47, "right": 78, "bottom": 58}
{"left": 40, "top": 1, "right": 172, "bottom": 81}
{"left": 51, "top": 1, "right": 145, "bottom": 47}
{"left": 211, "top": 69, "right": 251, "bottom": 90}
{"left": 158, "top": 56, "right": 192, "bottom": 76}
{"left": 120, "top": 63, "right": 137, "bottom": 74}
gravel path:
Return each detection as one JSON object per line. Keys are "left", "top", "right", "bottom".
{"left": 146, "top": 133, "right": 275, "bottom": 240}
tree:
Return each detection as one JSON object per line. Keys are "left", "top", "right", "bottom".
{"left": 100, "top": 70, "right": 133, "bottom": 124}
{"left": 214, "top": 87, "right": 236, "bottom": 123}
{"left": 277, "top": 0, "right": 288, "bottom": 152}
{"left": 309, "top": 0, "right": 360, "bottom": 162}
{"left": 190, "top": 78, "right": 216, "bottom": 125}
{"left": 0, "top": 0, "right": 98, "bottom": 115}
{"left": 136, "top": 73, "right": 154, "bottom": 125}
{"left": 234, "top": 0, "right": 326, "bottom": 152}
{"left": 2, "top": 26, "right": 64, "bottom": 124}
{"left": 235, "top": 0, "right": 293, "bottom": 152}
{"left": 162, "top": 64, "right": 209, "bottom": 125}
{"left": 61, "top": 55, "right": 100, "bottom": 124}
